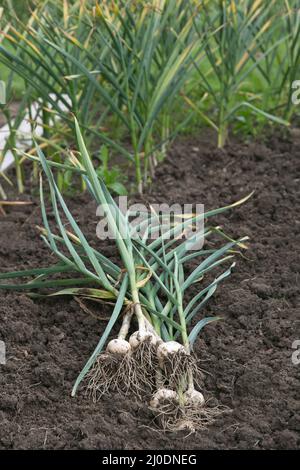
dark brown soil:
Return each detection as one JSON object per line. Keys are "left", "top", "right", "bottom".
{"left": 0, "top": 129, "right": 299, "bottom": 449}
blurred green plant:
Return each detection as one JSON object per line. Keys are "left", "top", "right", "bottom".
{"left": 0, "top": 0, "right": 299, "bottom": 194}
{"left": 95, "top": 145, "right": 127, "bottom": 196}
{"left": 184, "top": 0, "right": 290, "bottom": 147}
{"left": 0, "top": 0, "right": 200, "bottom": 194}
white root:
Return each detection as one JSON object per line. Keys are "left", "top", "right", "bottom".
{"left": 150, "top": 388, "right": 179, "bottom": 409}
{"left": 106, "top": 338, "right": 131, "bottom": 356}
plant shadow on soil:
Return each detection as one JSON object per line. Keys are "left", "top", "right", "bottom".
{"left": 0, "top": 129, "right": 299, "bottom": 449}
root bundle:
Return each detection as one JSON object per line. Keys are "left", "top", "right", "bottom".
{"left": 85, "top": 332, "right": 214, "bottom": 433}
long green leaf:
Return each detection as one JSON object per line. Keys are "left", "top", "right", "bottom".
{"left": 189, "top": 316, "right": 222, "bottom": 347}
{"left": 71, "top": 273, "right": 128, "bottom": 396}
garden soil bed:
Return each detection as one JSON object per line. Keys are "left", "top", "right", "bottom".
{"left": 0, "top": 129, "right": 299, "bottom": 449}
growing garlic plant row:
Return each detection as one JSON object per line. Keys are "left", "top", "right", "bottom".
{"left": 0, "top": 0, "right": 298, "bottom": 195}
{"left": 0, "top": 119, "right": 250, "bottom": 430}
